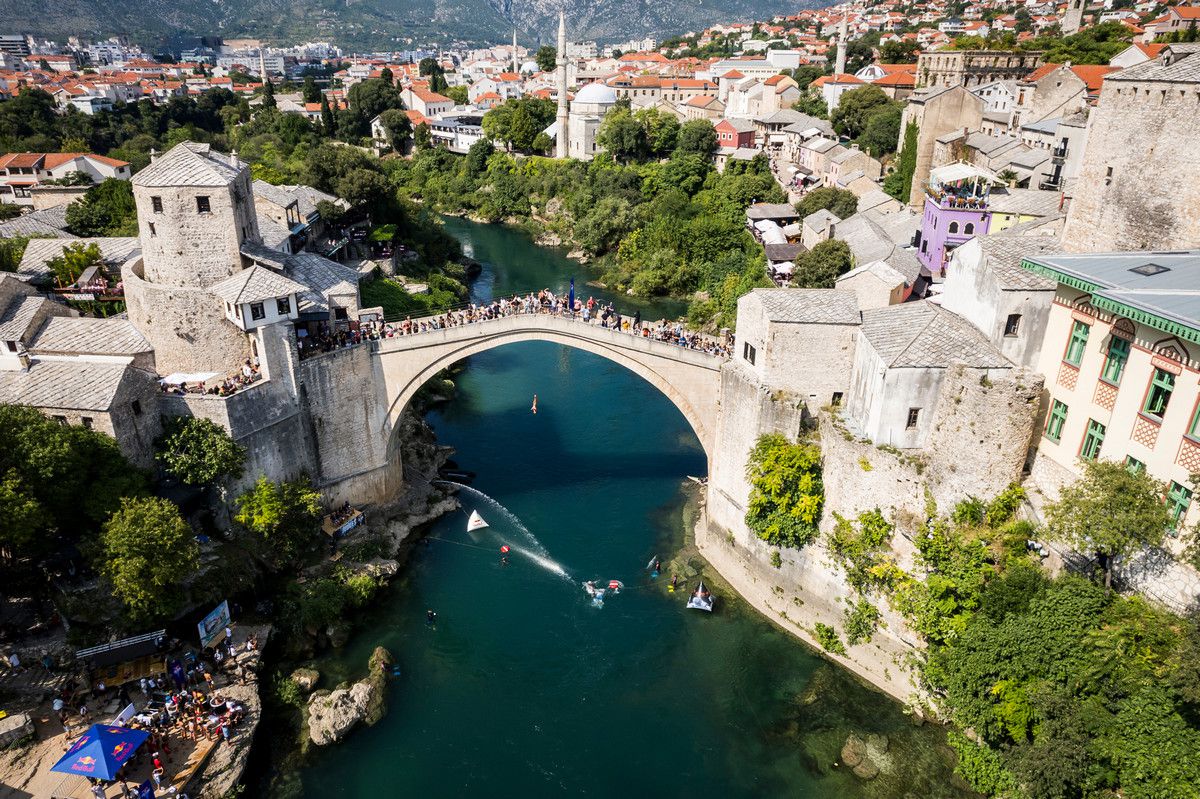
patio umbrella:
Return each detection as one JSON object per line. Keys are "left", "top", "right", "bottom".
{"left": 50, "top": 724, "right": 150, "bottom": 781}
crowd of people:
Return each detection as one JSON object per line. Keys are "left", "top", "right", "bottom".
{"left": 159, "top": 360, "right": 263, "bottom": 397}
{"left": 296, "top": 290, "right": 734, "bottom": 359}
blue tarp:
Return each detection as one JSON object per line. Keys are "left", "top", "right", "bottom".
{"left": 50, "top": 724, "right": 150, "bottom": 781}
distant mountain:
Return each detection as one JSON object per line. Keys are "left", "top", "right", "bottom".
{"left": 10, "top": 0, "right": 820, "bottom": 51}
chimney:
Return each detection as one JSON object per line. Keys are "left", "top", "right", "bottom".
{"left": 149, "top": 147, "right": 158, "bottom": 163}
{"left": 229, "top": 148, "right": 238, "bottom": 167}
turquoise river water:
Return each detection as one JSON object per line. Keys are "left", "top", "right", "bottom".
{"left": 290, "top": 217, "right": 975, "bottom": 798}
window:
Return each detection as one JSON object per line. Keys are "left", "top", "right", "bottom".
{"left": 250, "top": 302, "right": 265, "bottom": 321}
{"left": 131, "top": 400, "right": 142, "bottom": 416}
{"left": 276, "top": 297, "right": 291, "bottom": 315}
{"left": 1105, "top": 166, "right": 1113, "bottom": 185}
{"left": 964, "top": 222, "right": 975, "bottom": 235}
{"left": 1064, "top": 319, "right": 1089, "bottom": 365}
{"left": 51, "top": 415, "right": 67, "bottom": 426}
{"left": 906, "top": 407, "right": 921, "bottom": 429}
{"left": 151, "top": 195, "right": 163, "bottom": 212}
{"left": 920, "top": 239, "right": 928, "bottom": 254}
{"left": 81, "top": 416, "right": 93, "bottom": 429}
{"left": 1143, "top": 368, "right": 1175, "bottom": 419}
{"left": 148, "top": 221, "right": 156, "bottom": 236}
{"left": 334, "top": 307, "right": 348, "bottom": 321}
{"left": 832, "top": 391, "right": 843, "bottom": 407}
{"left": 196, "top": 195, "right": 211, "bottom": 213}
{"left": 948, "top": 221, "right": 959, "bottom": 234}
{"left": 1190, "top": 400, "right": 1200, "bottom": 439}
{"left": 1167, "top": 481, "right": 1193, "bottom": 530}
{"left": 743, "top": 342, "right": 756, "bottom": 365}
{"left": 1080, "top": 418, "right": 1106, "bottom": 461}
{"left": 4, "top": 340, "right": 15, "bottom": 353}
{"left": 1101, "top": 336, "right": 1129, "bottom": 384}
{"left": 1003, "top": 313, "right": 1021, "bottom": 337}
{"left": 1125, "top": 456, "right": 1145, "bottom": 474}
{"left": 1045, "top": 399, "right": 1068, "bottom": 441}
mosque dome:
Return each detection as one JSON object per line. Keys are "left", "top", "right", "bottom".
{"left": 573, "top": 82, "right": 618, "bottom": 106}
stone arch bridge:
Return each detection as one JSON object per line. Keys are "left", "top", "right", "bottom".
{"left": 374, "top": 314, "right": 726, "bottom": 457}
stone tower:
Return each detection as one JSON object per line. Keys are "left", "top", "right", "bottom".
{"left": 556, "top": 11, "right": 569, "bottom": 159}
{"left": 1062, "top": 0, "right": 1084, "bottom": 35}
{"left": 131, "top": 142, "right": 260, "bottom": 289}
{"left": 1060, "top": 54, "right": 1200, "bottom": 252}
{"left": 125, "top": 142, "right": 259, "bottom": 374}
{"left": 835, "top": 15, "right": 847, "bottom": 75}
{"left": 512, "top": 29, "right": 518, "bottom": 74}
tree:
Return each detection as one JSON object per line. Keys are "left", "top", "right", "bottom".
{"left": 596, "top": 108, "right": 647, "bottom": 163}
{"left": 98, "top": 496, "right": 199, "bottom": 623}
{"left": 634, "top": 107, "right": 680, "bottom": 157}
{"left": 535, "top": 45, "right": 557, "bottom": 73}
{"left": 380, "top": 66, "right": 393, "bottom": 84}
{"left": 46, "top": 241, "right": 102, "bottom": 285}
{"left": 320, "top": 95, "right": 335, "bottom": 134}
{"left": 414, "top": 121, "right": 432, "bottom": 150}
{"left": 1045, "top": 459, "right": 1173, "bottom": 589}
{"left": 884, "top": 120, "right": 919, "bottom": 202}
{"left": 793, "top": 238, "right": 853, "bottom": 288}
{"left": 64, "top": 178, "right": 137, "bottom": 237}
{"left": 443, "top": 85, "right": 469, "bottom": 105}
{"left": 302, "top": 75, "right": 321, "bottom": 103}
{"left": 880, "top": 40, "right": 921, "bottom": 63}
{"left": 378, "top": 108, "right": 412, "bottom": 151}
{"left": 791, "top": 88, "right": 829, "bottom": 119}
{"left": 744, "top": 433, "right": 825, "bottom": 548}
{"left": 262, "top": 79, "right": 276, "bottom": 109}
{"left": 481, "top": 98, "right": 555, "bottom": 153}
{"left": 155, "top": 417, "right": 245, "bottom": 488}
{"left": 857, "top": 103, "right": 903, "bottom": 157}
{"left": 234, "top": 476, "right": 323, "bottom": 570}
{"left": 831, "top": 85, "right": 897, "bottom": 139}
{"left": 675, "top": 119, "right": 717, "bottom": 158}
{"left": 796, "top": 186, "right": 858, "bottom": 220}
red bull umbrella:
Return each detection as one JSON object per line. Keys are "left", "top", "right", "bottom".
{"left": 51, "top": 724, "right": 150, "bottom": 781}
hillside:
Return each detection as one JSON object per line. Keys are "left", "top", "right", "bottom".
{"left": 12, "top": 0, "right": 819, "bottom": 51}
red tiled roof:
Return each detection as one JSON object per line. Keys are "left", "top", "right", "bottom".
{"left": 0, "top": 153, "right": 44, "bottom": 168}
{"left": 1024, "top": 62, "right": 1062, "bottom": 82}
{"left": 1135, "top": 42, "right": 1167, "bottom": 58}
{"left": 873, "top": 72, "right": 916, "bottom": 86}
{"left": 1171, "top": 6, "right": 1200, "bottom": 19}
{"left": 1070, "top": 64, "right": 1117, "bottom": 93}
{"left": 876, "top": 63, "right": 917, "bottom": 74}
{"left": 721, "top": 69, "right": 745, "bottom": 79}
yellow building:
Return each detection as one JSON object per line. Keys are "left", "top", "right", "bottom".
{"left": 1024, "top": 250, "right": 1199, "bottom": 532}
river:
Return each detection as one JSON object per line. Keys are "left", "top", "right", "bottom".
{"left": 290, "top": 217, "right": 974, "bottom": 798}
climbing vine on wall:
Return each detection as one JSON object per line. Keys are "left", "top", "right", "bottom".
{"left": 744, "top": 433, "right": 824, "bottom": 549}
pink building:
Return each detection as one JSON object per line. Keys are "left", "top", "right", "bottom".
{"left": 914, "top": 163, "right": 998, "bottom": 277}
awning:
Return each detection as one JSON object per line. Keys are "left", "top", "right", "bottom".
{"left": 159, "top": 371, "right": 220, "bottom": 385}
{"left": 773, "top": 262, "right": 795, "bottom": 276}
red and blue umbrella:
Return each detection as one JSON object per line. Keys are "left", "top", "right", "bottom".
{"left": 51, "top": 724, "right": 150, "bottom": 781}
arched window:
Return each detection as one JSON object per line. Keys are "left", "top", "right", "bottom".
{"left": 948, "top": 221, "right": 959, "bottom": 234}
{"left": 964, "top": 222, "right": 975, "bottom": 235}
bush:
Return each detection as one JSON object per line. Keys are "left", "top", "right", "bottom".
{"left": 744, "top": 434, "right": 824, "bottom": 549}
{"left": 813, "top": 622, "right": 847, "bottom": 655}
{"left": 843, "top": 599, "right": 882, "bottom": 645}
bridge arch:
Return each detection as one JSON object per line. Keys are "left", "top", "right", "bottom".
{"left": 375, "top": 314, "right": 723, "bottom": 460}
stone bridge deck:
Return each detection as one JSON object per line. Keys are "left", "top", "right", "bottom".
{"left": 374, "top": 312, "right": 727, "bottom": 456}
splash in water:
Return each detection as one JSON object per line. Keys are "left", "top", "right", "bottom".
{"left": 439, "top": 481, "right": 573, "bottom": 582}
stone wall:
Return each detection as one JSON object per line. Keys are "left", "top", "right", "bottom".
{"left": 123, "top": 257, "right": 251, "bottom": 375}
{"left": 299, "top": 341, "right": 403, "bottom": 507}
{"left": 1060, "top": 78, "right": 1200, "bottom": 252}
{"left": 902, "top": 87, "right": 984, "bottom": 208}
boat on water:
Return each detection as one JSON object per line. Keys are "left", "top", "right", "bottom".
{"left": 686, "top": 581, "right": 714, "bottom": 612}
{"left": 467, "top": 510, "right": 489, "bottom": 532}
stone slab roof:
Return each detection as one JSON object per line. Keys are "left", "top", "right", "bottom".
{"left": 1108, "top": 50, "right": 1200, "bottom": 83}
{"left": 0, "top": 295, "right": 48, "bottom": 341}
{"left": 17, "top": 238, "right": 140, "bottom": 284}
{"left": 28, "top": 316, "right": 152, "bottom": 355}
{"left": 0, "top": 358, "right": 132, "bottom": 411}
{"left": 255, "top": 212, "right": 292, "bottom": 251}
{"left": 131, "top": 141, "right": 245, "bottom": 188}
{"left": 748, "top": 288, "right": 861, "bottom": 325}
{"left": 240, "top": 240, "right": 290, "bottom": 270}
{"left": 974, "top": 235, "right": 1058, "bottom": 291}
{"left": 764, "top": 242, "right": 805, "bottom": 262}
{"left": 746, "top": 203, "right": 799, "bottom": 220}
{"left": 284, "top": 253, "right": 360, "bottom": 314}
{"left": 0, "top": 206, "right": 70, "bottom": 238}
{"left": 861, "top": 300, "right": 1010, "bottom": 369}
{"left": 210, "top": 265, "right": 308, "bottom": 305}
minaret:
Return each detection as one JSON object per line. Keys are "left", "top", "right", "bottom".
{"left": 1062, "top": 0, "right": 1084, "bottom": 35}
{"left": 512, "top": 29, "right": 519, "bottom": 74}
{"left": 555, "top": 11, "right": 569, "bottom": 159}
{"left": 835, "top": 15, "right": 847, "bottom": 75}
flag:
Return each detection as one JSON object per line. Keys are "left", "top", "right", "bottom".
{"left": 568, "top": 278, "right": 575, "bottom": 312}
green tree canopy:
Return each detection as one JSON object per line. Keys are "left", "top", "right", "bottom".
{"left": 744, "top": 433, "right": 825, "bottom": 548}
{"left": 98, "top": 496, "right": 199, "bottom": 623}
{"left": 481, "top": 98, "right": 556, "bottom": 153}
{"left": 857, "top": 102, "right": 903, "bottom": 157}
{"left": 674, "top": 119, "right": 718, "bottom": 158}
{"left": 155, "top": 417, "right": 246, "bottom": 488}
{"left": 880, "top": 40, "right": 921, "bottom": 63}
{"left": 793, "top": 238, "right": 853, "bottom": 288}
{"left": 796, "top": 186, "right": 859, "bottom": 220}
{"left": 535, "top": 45, "right": 557, "bottom": 73}
{"left": 596, "top": 107, "right": 648, "bottom": 163}
{"left": 46, "top": 241, "right": 102, "bottom": 285}
{"left": 64, "top": 178, "right": 137, "bottom": 237}
{"left": 831, "top": 85, "right": 898, "bottom": 139}
{"left": 233, "top": 476, "right": 323, "bottom": 570}
{"left": 1045, "top": 459, "right": 1172, "bottom": 589}
{"left": 302, "top": 75, "right": 321, "bottom": 103}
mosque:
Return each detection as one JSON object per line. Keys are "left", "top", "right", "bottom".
{"left": 545, "top": 13, "right": 619, "bottom": 162}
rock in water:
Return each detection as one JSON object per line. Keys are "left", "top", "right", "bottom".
{"left": 291, "top": 668, "right": 319, "bottom": 695}
{"left": 307, "top": 646, "right": 394, "bottom": 746}
{"left": 840, "top": 732, "right": 884, "bottom": 780}
{"left": 841, "top": 733, "right": 867, "bottom": 768}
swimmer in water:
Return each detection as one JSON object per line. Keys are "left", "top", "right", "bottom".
{"left": 531, "top": 394, "right": 538, "bottom": 414}
{"left": 426, "top": 609, "right": 437, "bottom": 626}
